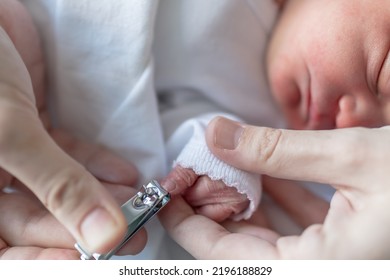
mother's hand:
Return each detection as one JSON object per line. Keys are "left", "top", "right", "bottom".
{"left": 0, "top": 0, "right": 142, "bottom": 258}
{"left": 0, "top": 129, "right": 145, "bottom": 259}
{"left": 160, "top": 117, "right": 390, "bottom": 259}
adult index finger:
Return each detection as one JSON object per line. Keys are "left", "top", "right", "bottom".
{"left": 0, "top": 101, "right": 127, "bottom": 255}
{"left": 158, "top": 195, "right": 279, "bottom": 259}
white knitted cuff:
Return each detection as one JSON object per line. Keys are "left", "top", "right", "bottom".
{"left": 173, "top": 124, "right": 261, "bottom": 221}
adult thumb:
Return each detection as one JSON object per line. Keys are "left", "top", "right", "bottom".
{"left": 205, "top": 116, "right": 282, "bottom": 176}
{"left": 205, "top": 116, "right": 381, "bottom": 188}
{"left": 0, "top": 106, "right": 126, "bottom": 254}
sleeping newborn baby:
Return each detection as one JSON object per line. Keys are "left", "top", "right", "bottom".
{"left": 8, "top": 0, "right": 283, "bottom": 234}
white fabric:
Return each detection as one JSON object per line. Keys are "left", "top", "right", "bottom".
{"left": 20, "top": 0, "right": 290, "bottom": 259}
{"left": 21, "top": 0, "right": 166, "bottom": 184}
{"left": 21, "top": 0, "right": 168, "bottom": 260}
{"left": 168, "top": 113, "right": 261, "bottom": 221}
{"left": 155, "top": 0, "right": 282, "bottom": 127}
{"left": 156, "top": 0, "right": 283, "bottom": 220}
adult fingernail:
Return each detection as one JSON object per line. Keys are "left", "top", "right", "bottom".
{"left": 80, "top": 207, "right": 120, "bottom": 253}
{"left": 213, "top": 118, "right": 244, "bottom": 150}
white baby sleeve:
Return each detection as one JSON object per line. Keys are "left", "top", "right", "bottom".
{"left": 166, "top": 113, "right": 261, "bottom": 221}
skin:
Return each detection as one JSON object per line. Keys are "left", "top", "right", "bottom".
{"left": 165, "top": 0, "right": 390, "bottom": 222}
{"left": 267, "top": 0, "right": 390, "bottom": 130}
{"left": 160, "top": 117, "right": 390, "bottom": 259}
{"left": 0, "top": 0, "right": 145, "bottom": 259}
{"left": 160, "top": 0, "right": 390, "bottom": 258}
{"left": 6, "top": 0, "right": 390, "bottom": 259}
{"left": 161, "top": 166, "right": 250, "bottom": 222}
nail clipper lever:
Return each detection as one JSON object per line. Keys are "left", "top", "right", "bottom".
{"left": 74, "top": 180, "right": 170, "bottom": 260}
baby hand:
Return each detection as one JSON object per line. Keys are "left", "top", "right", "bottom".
{"left": 162, "top": 166, "right": 249, "bottom": 222}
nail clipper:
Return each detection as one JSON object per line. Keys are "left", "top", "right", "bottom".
{"left": 74, "top": 180, "right": 170, "bottom": 260}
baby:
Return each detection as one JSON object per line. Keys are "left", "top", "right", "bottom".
{"left": 18, "top": 0, "right": 285, "bottom": 224}
{"left": 4, "top": 0, "right": 282, "bottom": 259}
{"left": 154, "top": 0, "right": 285, "bottom": 222}
{"left": 163, "top": 0, "right": 390, "bottom": 226}
{"left": 267, "top": 0, "right": 390, "bottom": 129}
{"left": 6, "top": 0, "right": 390, "bottom": 258}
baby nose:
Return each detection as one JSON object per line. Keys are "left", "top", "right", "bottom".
{"left": 336, "top": 95, "right": 382, "bottom": 128}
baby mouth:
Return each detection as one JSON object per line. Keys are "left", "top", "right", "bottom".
{"left": 305, "top": 91, "right": 336, "bottom": 130}
{"left": 308, "top": 103, "right": 337, "bottom": 129}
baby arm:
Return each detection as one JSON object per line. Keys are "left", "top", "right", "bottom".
{"left": 162, "top": 113, "right": 262, "bottom": 222}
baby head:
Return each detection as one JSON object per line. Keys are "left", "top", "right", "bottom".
{"left": 267, "top": 0, "right": 390, "bottom": 129}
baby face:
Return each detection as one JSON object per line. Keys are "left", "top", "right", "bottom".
{"left": 267, "top": 0, "right": 390, "bottom": 129}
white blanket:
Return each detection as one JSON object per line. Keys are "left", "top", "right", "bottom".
{"left": 21, "top": 0, "right": 169, "bottom": 259}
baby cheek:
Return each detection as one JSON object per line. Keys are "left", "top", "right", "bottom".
{"left": 269, "top": 61, "right": 301, "bottom": 105}
{"left": 269, "top": 71, "right": 303, "bottom": 125}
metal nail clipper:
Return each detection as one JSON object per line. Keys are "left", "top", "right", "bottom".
{"left": 74, "top": 180, "right": 170, "bottom": 260}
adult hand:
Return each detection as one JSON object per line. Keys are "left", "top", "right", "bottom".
{"left": 160, "top": 116, "right": 390, "bottom": 259}
{"left": 0, "top": 129, "right": 145, "bottom": 259}
{"left": 0, "top": 0, "right": 144, "bottom": 259}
